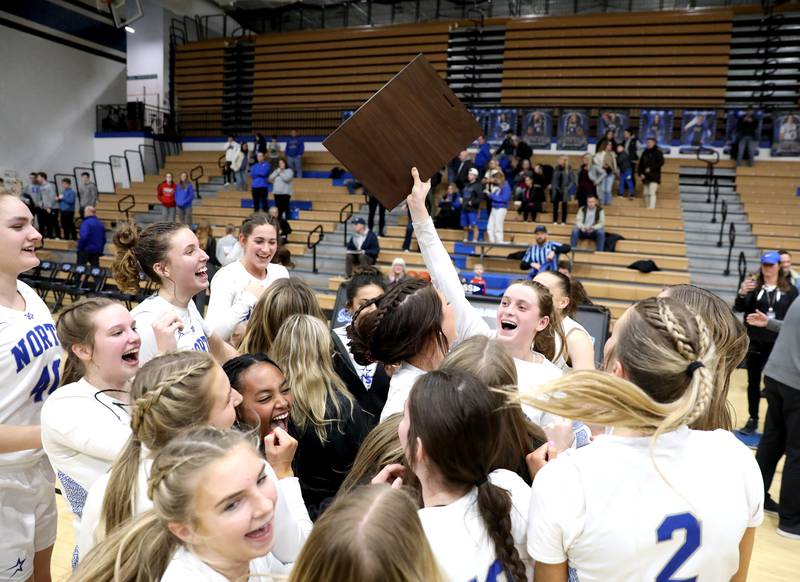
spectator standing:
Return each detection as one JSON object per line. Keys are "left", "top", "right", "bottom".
{"left": 780, "top": 250, "right": 799, "bottom": 289}
{"left": 250, "top": 151, "right": 271, "bottom": 212}
{"left": 216, "top": 224, "right": 239, "bottom": 266}
{"left": 269, "top": 159, "right": 294, "bottom": 222}
{"left": 594, "top": 140, "right": 617, "bottom": 206}
{"left": 346, "top": 218, "right": 379, "bottom": 276}
{"left": 570, "top": 194, "right": 605, "bottom": 251}
{"left": 638, "top": 137, "right": 664, "bottom": 209}
{"left": 737, "top": 108, "right": 759, "bottom": 167}
{"left": 267, "top": 135, "right": 281, "bottom": 169}
{"left": 516, "top": 175, "right": 538, "bottom": 223}
{"left": 76, "top": 206, "right": 106, "bottom": 267}
{"left": 234, "top": 143, "right": 249, "bottom": 192}
{"left": 461, "top": 168, "right": 482, "bottom": 242}
{"left": 285, "top": 129, "right": 305, "bottom": 178}
{"left": 551, "top": 156, "right": 574, "bottom": 225}
{"left": 474, "top": 136, "right": 492, "bottom": 174}
{"left": 616, "top": 143, "right": 634, "bottom": 199}
{"left": 367, "top": 191, "right": 386, "bottom": 237}
{"left": 435, "top": 183, "right": 461, "bottom": 230}
{"left": 175, "top": 172, "right": 195, "bottom": 225}
{"left": 514, "top": 158, "right": 534, "bottom": 188}
{"left": 386, "top": 257, "right": 408, "bottom": 287}
{"left": 454, "top": 150, "right": 475, "bottom": 191}
{"left": 255, "top": 132, "right": 267, "bottom": 156}
{"left": 78, "top": 172, "right": 99, "bottom": 220}
{"left": 753, "top": 297, "right": 800, "bottom": 539}
{"left": 521, "top": 225, "right": 570, "bottom": 278}
{"left": 515, "top": 134, "right": 533, "bottom": 165}
{"left": 268, "top": 205, "right": 293, "bottom": 245}
{"left": 575, "top": 154, "right": 597, "bottom": 209}
{"left": 596, "top": 129, "right": 616, "bottom": 154}
{"left": 58, "top": 178, "right": 77, "bottom": 241}
{"left": 486, "top": 173, "right": 511, "bottom": 244}
{"left": 734, "top": 251, "right": 799, "bottom": 435}
{"left": 223, "top": 135, "right": 240, "bottom": 186}
{"left": 531, "top": 164, "right": 549, "bottom": 218}
{"left": 623, "top": 128, "right": 642, "bottom": 189}
{"left": 495, "top": 130, "right": 516, "bottom": 162}
{"left": 22, "top": 173, "right": 39, "bottom": 222}
{"left": 156, "top": 172, "right": 177, "bottom": 222}
{"left": 38, "top": 172, "right": 60, "bottom": 239}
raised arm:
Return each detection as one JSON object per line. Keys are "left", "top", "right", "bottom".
{"left": 406, "top": 168, "right": 490, "bottom": 341}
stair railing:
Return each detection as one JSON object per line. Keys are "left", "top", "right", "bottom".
{"left": 124, "top": 149, "right": 145, "bottom": 183}
{"left": 139, "top": 144, "right": 160, "bottom": 174}
{"left": 737, "top": 251, "right": 748, "bottom": 288}
{"left": 307, "top": 225, "right": 324, "bottom": 274}
{"left": 716, "top": 200, "right": 728, "bottom": 247}
{"left": 724, "top": 223, "right": 736, "bottom": 277}
{"left": 117, "top": 194, "right": 136, "bottom": 222}
{"left": 339, "top": 202, "right": 354, "bottom": 247}
{"left": 190, "top": 165, "right": 204, "bottom": 199}
{"left": 710, "top": 179, "right": 720, "bottom": 223}
{"left": 696, "top": 146, "right": 719, "bottom": 204}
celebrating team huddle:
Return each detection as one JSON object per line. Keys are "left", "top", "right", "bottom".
{"left": 0, "top": 169, "right": 767, "bottom": 582}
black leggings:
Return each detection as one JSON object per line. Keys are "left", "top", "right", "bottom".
{"left": 746, "top": 339, "right": 774, "bottom": 420}
{"left": 552, "top": 194, "right": 568, "bottom": 223}
{"left": 274, "top": 194, "right": 291, "bottom": 221}
{"left": 224, "top": 162, "right": 235, "bottom": 183}
{"left": 252, "top": 187, "right": 269, "bottom": 212}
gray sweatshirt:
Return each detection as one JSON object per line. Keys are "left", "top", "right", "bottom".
{"left": 269, "top": 168, "right": 294, "bottom": 196}
{"left": 39, "top": 182, "right": 58, "bottom": 209}
{"left": 79, "top": 182, "right": 99, "bottom": 208}
{"left": 764, "top": 298, "right": 800, "bottom": 389}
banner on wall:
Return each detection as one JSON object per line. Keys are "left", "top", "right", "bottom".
{"left": 557, "top": 110, "right": 589, "bottom": 151}
{"left": 771, "top": 112, "right": 800, "bottom": 157}
{"left": 487, "top": 109, "right": 518, "bottom": 143}
{"left": 639, "top": 109, "right": 674, "bottom": 147}
{"left": 725, "top": 109, "right": 763, "bottom": 144}
{"left": 597, "top": 110, "right": 629, "bottom": 144}
{"left": 470, "top": 108, "right": 492, "bottom": 144}
{"left": 680, "top": 110, "right": 717, "bottom": 151}
{"left": 521, "top": 109, "right": 553, "bottom": 149}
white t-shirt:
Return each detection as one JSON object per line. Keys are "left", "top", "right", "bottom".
{"left": 0, "top": 280, "right": 61, "bottom": 465}
{"left": 553, "top": 315, "right": 594, "bottom": 371}
{"left": 215, "top": 234, "right": 239, "bottom": 266}
{"left": 79, "top": 457, "right": 311, "bottom": 565}
{"left": 206, "top": 260, "right": 290, "bottom": 341}
{"left": 380, "top": 362, "right": 425, "bottom": 422}
{"left": 529, "top": 427, "right": 764, "bottom": 581}
{"left": 40, "top": 378, "right": 131, "bottom": 529}
{"left": 161, "top": 546, "right": 290, "bottom": 582}
{"left": 419, "top": 468, "right": 533, "bottom": 581}
{"left": 131, "top": 294, "right": 213, "bottom": 365}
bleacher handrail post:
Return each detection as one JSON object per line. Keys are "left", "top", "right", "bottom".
{"left": 307, "top": 224, "right": 324, "bottom": 274}
{"left": 724, "top": 223, "right": 736, "bottom": 276}
{"left": 716, "top": 199, "right": 728, "bottom": 247}
{"left": 339, "top": 202, "right": 354, "bottom": 247}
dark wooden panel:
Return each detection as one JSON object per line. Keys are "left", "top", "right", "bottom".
{"left": 505, "top": 22, "right": 731, "bottom": 39}
{"left": 504, "top": 45, "right": 729, "bottom": 59}
{"left": 505, "top": 34, "right": 730, "bottom": 48}
{"left": 503, "top": 78, "right": 728, "bottom": 88}
{"left": 503, "top": 55, "right": 730, "bottom": 68}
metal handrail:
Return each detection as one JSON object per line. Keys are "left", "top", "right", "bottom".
{"left": 124, "top": 149, "right": 145, "bottom": 183}
{"left": 307, "top": 225, "right": 324, "bottom": 274}
{"left": 217, "top": 153, "right": 227, "bottom": 169}
{"left": 117, "top": 194, "right": 136, "bottom": 222}
{"left": 724, "top": 223, "right": 736, "bottom": 276}
{"left": 190, "top": 165, "right": 204, "bottom": 199}
{"left": 710, "top": 180, "right": 720, "bottom": 223}
{"left": 716, "top": 199, "right": 728, "bottom": 247}
{"left": 339, "top": 202, "right": 354, "bottom": 247}
{"left": 737, "top": 251, "right": 748, "bottom": 288}
{"left": 109, "top": 155, "right": 131, "bottom": 189}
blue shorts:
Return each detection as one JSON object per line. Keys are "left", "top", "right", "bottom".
{"left": 460, "top": 211, "right": 478, "bottom": 228}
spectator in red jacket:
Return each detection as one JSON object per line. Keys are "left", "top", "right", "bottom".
{"left": 157, "top": 172, "right": 177, "bottom": 222}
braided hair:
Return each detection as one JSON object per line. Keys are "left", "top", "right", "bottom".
{"left": 100, "top": 351, "right": 218, "bottom": 537}
{"left": 407, "top": 370, "right": 528, "bottom": 581}
{"left": 347, "top": 278, "right": 449, "bottom": 367}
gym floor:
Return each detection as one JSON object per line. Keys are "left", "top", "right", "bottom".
{"left": 50, "top": 370, "right": 797, "bottom": 580}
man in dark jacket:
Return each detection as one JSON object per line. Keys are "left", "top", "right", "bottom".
{"left": 638, "top": 138, "right": 664, "bottom": 209}
{"left": 454, "top": 150, "right": 475, "bottom": 191}
{"left": 623, "top": 129, "right": 641, "bottom": 189}
{"left": 736, "top": 109, "right": 759, "bottom": 167}
{"left": 76, "top": 206, "right": 106, "bottom": 267}
{"left": 345, "top": 217, "right": 380, "bottom": 276}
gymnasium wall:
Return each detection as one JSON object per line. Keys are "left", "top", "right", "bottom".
{"left": 0, "top": 24, "right": 126, "bottom": 177}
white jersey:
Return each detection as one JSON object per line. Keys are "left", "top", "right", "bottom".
{"left": 0, "top": 280, "right": 61, "bottom": 465}
{"left": 161, "top": 546, "right": 289, "bottom": 582}
{"left": 206, "top": 260, "right": 289, "bottom": 340}
{"left": 131, "top": 294, "right": 212, "bottom": 366}
{"left": 553, "top": 315, "right": 593, "bottom": 371}
{"left": 528, "top": 427, "right": 764, "bottom": 581}
{"left": 79, "top": 457, "right": 311, "bottom": 564}
{"left": 419, "top": 468, "right": 533, "bottom": 581}
{"left": 40, "top": 378, "right": 131, "bottom": 532}
{"left": 380, "top": 362, "right": 425, "bottom": 422}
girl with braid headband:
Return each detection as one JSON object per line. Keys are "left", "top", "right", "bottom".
{"left": 525, "top": 297, "right": 763, "bottom": 582}
{"left": 77, "top": 351, "right": 312, "bottom": 564}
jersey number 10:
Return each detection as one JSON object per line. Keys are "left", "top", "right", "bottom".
{"left": 656, "top": 512, "right": 700, "bottom": 582}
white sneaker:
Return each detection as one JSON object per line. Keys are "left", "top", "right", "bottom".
{"left": 223, "top": 181, "right": 230, "bottom": 186}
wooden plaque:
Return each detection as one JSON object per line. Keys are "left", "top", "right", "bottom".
{"left": 323, "top": 54, "right": 482, "bottom": 210}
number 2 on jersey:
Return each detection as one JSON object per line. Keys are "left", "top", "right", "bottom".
{"left": 656, "top": 513, "right": 700, "bottom": 582}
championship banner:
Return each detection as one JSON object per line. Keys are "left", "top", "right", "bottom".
{"left": 470, "top": 108, "right": 492, "bottom": 144}
{"left": 639, "top": 109, "right": 674, "bottom": 147}
{"left": 680, "top": 110, "right": 716, "bottom": 152}
{"left": 726, "top": 109, "right": 763, "bottom": 145}
{"left": 557, "top": 110, "right": 589, "bottom": 151}
{"left": 487, "top": 109, "right": 518, "bottom": 144}
{"left": 771, "top": 112, "right": 800, "bottom": 157}
{"left": 597, "top": 110, "right": 628, "bottom": 144}
{"left": 521, "top": 109, "right": 553, "bottom": 149}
